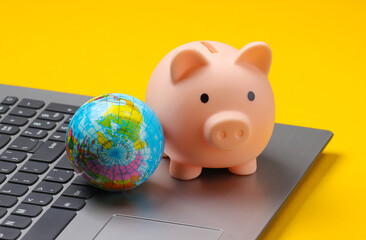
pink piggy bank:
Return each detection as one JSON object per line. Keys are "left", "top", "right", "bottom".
{"left": 146, "top": 41, "right": 275, "bottom": 180}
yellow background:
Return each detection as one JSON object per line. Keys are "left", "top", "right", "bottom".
{"left": 0, "top": 0, "right": 365, "bottom": 239}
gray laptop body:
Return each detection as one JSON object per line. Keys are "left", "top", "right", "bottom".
{"left": 0, "top": 84, "right": 333, "bottom": 240}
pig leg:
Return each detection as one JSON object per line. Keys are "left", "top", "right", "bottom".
{"left": 169, "top": 160, "right": 202, "bottom": 180}
{"left": 228, "top": 159, "right": 257, "bottom": 175}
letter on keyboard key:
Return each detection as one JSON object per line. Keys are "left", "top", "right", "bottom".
{"left": 9, "top": 173, "right": 39, "bottom": 185}
{"left": 0, "top": 135, "right": 10, "bottom": 149}
{"left": 12, "top": 203, "right": 43, "bottom": 218}
{"left": 22, "top": 208, "right": 76, "bottom": 240}
{"left": 0, "top": 150, "right": 27, "bottom": 163}
{"left": 30, "top": 119, "right": 56, "bottom": 130}
{"left": 21, "top": 128, "right": 48, "bottom": 139}
{"left": 0, "top": 162, "right": 16, "bottom": 174}
{"left": 0, "top": 184, "right": 28, "bottom": 197}
{"left": 20, "top": 161, "right": 49, "bottom": 174}
{"left": 49, "top": 131, "right": 66, "bottom": 142}
{"left": 34, "top": 181, "right": 63, "bottom": 195}
{"left": 9, "top": 107, "right": 36, "bottom": 118}
{"left": 1, "top": 116, "right": 28, "bottom": 126}
{"left": 38, "top": 111, "right": 64, "bottom": 122}
{"left": 0, "top": 226, "right": 21, "bottom": 240}
{"left": 1, "top": 215, "right": 32, "bottom": 229}
{"left": 0, "top": 124, "right": 20, "bottom": 135}
{"left": 52, "top": 196, "right": 85, "bottom": 211}
{"left": 23, "top": 192, "right": 53, "bottom": 206}
{"left": 46, "top": 103, "right": 79, "bottom": 114}
{"left": 57, "top": 123, "right": 69, "bottom": 133}
{"left": 8, "top": 137, "right": 38, "bottom": 152}
{"left": 44, "top": 169, "right": 74, "bottom": 183}
{"left": 18, "top": 98, "right": 45, "bottom": 109}
{"left": 30, "top": 141, "right": 65, "bottom": 163}
{"left": 62, "top": 185, "right": 95, "bottom": 199}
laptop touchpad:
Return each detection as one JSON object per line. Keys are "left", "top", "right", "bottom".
{"left": 93, "top": 214, "right": 223, "bottom": 240}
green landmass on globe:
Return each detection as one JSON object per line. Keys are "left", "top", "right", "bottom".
{"left": 66, "top": 93, "right": 165, "bottom": 191}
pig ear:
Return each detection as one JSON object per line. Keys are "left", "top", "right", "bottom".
{"left": 170, "top": 49, "right": 208, "bottom": 83}
{"left": 235, "top": 42, "right": 272, "bottom": 76}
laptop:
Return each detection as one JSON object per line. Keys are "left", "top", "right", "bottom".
{"left": 0, "top": 84, "right": 333, "bottom": 240}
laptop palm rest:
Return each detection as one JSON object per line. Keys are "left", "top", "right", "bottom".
{"left": 93, "top": 214, "right": 223, "bottom": 240}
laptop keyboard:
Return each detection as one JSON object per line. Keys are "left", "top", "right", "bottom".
{"left": 0, "top": 96, "right": 96, "bottom": 240}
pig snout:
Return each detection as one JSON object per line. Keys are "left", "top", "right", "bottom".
{"left": 203, "top": 111, "right": 251, "bottom": 150}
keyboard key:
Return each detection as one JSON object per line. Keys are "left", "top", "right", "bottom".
{"left": 23, "top": 192, "right": 52, "bottom": 206}
{"left": 21, "top": 128, "right": 48, "bottom": 139}
{"left": 0, "top": 150, "right": 27, "bottom": 163}
{"left": 1, "top": 97, "right": 18, "bottom": 106}
{"left": 29, "top": 119, "right": 56, "bottom": 130}
{"left": 44, "top": 169, "right": 73, "bottom": 183}
{"left": 0, "top": 124, "right": 20, "bottom": 135}
{"left": 46, "top": 103, "right": 79, "bottom": 114}
{"left": 8, "top": 137, "right": 38, "bottom": 152}
{"left": 12, "top": 203, "right": 42, "bottom": 218}
{"left": 49, "top": 131, "right": 65, "bottom": 142}
{"left": 30, "top": 141, "right": 65, "bottom": 163}
{"left": 0, "top": 195, "right": 17, "bottom": 208}
{"left": 0, "top": 208, "right": 6, "bottom": 218}
{"left": 1, "top": 116, "right": 28, "bottom": 126}
{"left": 0, "top": 162, "right": 16, "bottom": 174}
{"left": 0, "top": 135, "right": 11, "bottom": 149}
{"left": 38, "top": 111, "right": 64, "bottom": 122}
{"left": 0, "top": 175, "right": 5, "bottom": 184}
{"left": 18, "top": 98, "right": 44, "bottom": 109}
{"left": 0, "top": 184, "right": 28, "bottom": 197}
{"left": 20, "top": 161, "right": 49, "bottom": 174}
{"left": 22, "top": 208, "right": 76, "bottom": 240}
{"left": 9, "top": 173, "right": 38, "bottom": 186}
{"left": 9, "top": 107, "right": 36, "bottom": 118}
{"left": 34, "top": 181, "right": 63, "bottom": 195}
{"left": 0, "top": 226, "right": 21, "bottom": 240}
{"left": 72, "top": 176, "right": 90, "bottom": 186}
{"left": 1, "top": 215, "right": 32, "bottom": 229}
{"left": 62, "top": 185, "right": 95, "bottom": 199}
{"left": 0, "top": 105, "right": 10, "bottom": 114}
{"left": 54, "top": 155, "right": 74, "bottom": 170}
{"left": 57, "top": 123, "right": 69, "bottom": 133}
{"left": 52, "top": 196, "right": 85, "bottom": 211}
{"left": 64, "top": 116, "right": 73, "bottom": 123}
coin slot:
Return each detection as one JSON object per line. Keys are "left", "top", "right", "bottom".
{"left": 200, "top": 42, "right": 218, "bottom": 53}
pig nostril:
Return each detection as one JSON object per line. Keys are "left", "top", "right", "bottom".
{"left": 218, "top": 130, "right": 226, "bottom": 139}
{"left": 236, "top": 130, "right": 244, "bottom": 138}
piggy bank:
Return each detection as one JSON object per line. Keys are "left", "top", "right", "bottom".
{"left": 146, "top": 41, "right": 275, "bottom": 180}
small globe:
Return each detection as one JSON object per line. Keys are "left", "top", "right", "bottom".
{"left": 65, "top": 93, "right": 165, "bottom": 191}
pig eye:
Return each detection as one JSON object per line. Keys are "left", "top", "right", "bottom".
{"left": 200, "top": 93, "right": 209, "bottom": 103}
{"left": 247, "top": 91, "right": 255, "bottom": 101}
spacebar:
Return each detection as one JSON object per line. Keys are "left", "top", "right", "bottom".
{"left": 23, "top": 208, "right": 76, "bottom": 240}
